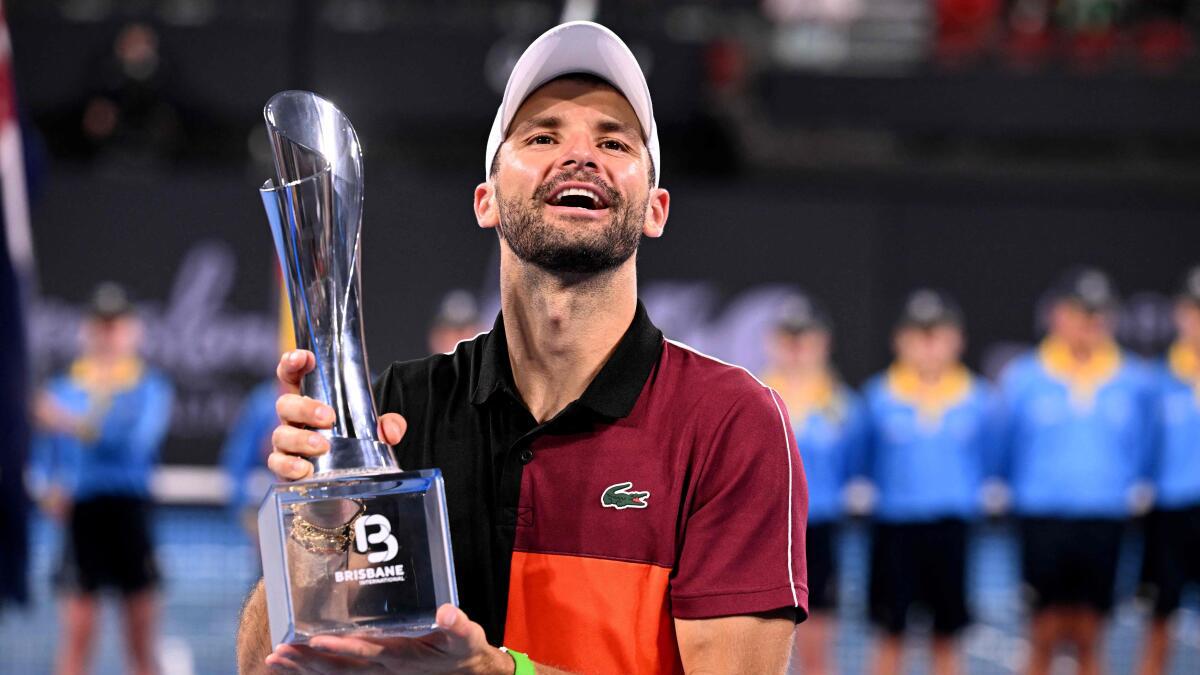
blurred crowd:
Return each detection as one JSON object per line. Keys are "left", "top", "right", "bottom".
{"left": 763, "top": 266, "right": 1200, "bottom": 675}
{"left": 766, "top": 0, "right": 1198, "bottom": 70}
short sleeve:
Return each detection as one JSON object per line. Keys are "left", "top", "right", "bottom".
{"left": 670, "top": 386, "right": 809, "bottom": 621}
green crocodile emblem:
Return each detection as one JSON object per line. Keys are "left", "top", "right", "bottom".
{"left": 601, "top": 482, "right": 650, "bottom": 510}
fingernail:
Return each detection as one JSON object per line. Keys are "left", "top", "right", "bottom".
{"left": 317, "top": 406, "right": 333, "bottom": 422}
{"left": 384, "top": 419, "right": 399, "bottom": 439}
{"left": 308, "top": 434, "right": 323, "bottom": 449}
{"left": 291, "top": 458, "right": 308, "bottom": 475}
{"left": 288, "top": 351, "right": 302, "bottom": 364}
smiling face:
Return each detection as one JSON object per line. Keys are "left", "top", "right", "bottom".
{"left": 474, "top": 76, "right": 668, "bottom": 276}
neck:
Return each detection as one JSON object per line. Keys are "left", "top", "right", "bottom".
{"left": 84, "top": 351, "right": 128, "bottom": 366}
{"left": 1055, "top": 337, "right": 1100, "bottom": 362}
{"left": 499, "top": 246, "right": 638, "bottom": 422}
{"left": 903, "top": 363, "right": 950, "bottom": 384}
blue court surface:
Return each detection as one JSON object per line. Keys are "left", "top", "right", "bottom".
{"left": 0, "top": 509, "right": 1197, "bottom": 674}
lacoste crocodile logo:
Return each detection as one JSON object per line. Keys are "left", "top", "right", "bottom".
{"left": 601, "top": 482, "right": 650, "bottom": 510}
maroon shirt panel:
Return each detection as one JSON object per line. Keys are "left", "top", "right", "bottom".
{"left": 513, "top": 340, "right": 810, "bottom": 619}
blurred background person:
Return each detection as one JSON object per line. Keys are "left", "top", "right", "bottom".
{"left": 858, "top": 289, "right": 994, "bottom": 675}
{"left": 760, "top": 292, "right": 864, "bottom": 675}
{"left": 427, "top": 289, "right": 483, "bottom": 355}
{"left": 998, "top": 267, "right": 1153, "bottom": 675}
{"left": 1138, "top": 265, "right": 1200, "bottom": 675}
{"left": 28, "top": 283, "right": 173, "bottom": 675}
{"left": 219, "top": 379, "right": 278, "bottom": 542}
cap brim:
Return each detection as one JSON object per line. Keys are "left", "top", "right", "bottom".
{"left": 485, "top": 21, "right": 659, "bottom": 186}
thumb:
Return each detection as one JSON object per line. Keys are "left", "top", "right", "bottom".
{"left": 378, "top": 413, "right": 408, "bottom": 446}
{"left": 434, "top": 604, "right": 476, "bottom": 647}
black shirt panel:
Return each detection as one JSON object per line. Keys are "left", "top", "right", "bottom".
{"left": 372, "top": 300, "right": 664, "bottom": 645}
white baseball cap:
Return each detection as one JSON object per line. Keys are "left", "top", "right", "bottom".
{"left": 484, "top": 21, "right": 660, "bottom": 187}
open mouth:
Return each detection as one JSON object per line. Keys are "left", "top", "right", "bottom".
{"left": 545, "top": 183, "right": 610, "bottom": 211}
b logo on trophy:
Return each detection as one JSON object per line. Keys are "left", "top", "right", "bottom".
{"left": 256, "top": 90, "right": 457, "bottom": 646}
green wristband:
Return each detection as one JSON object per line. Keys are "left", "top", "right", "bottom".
{"left": 501, "top": 647, "right": 535, "bottom": 675}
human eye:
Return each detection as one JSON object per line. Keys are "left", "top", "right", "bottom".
{"left": 529, "top": 134, "right": 555, "bottom": 145}
{"left": 599, "top": 139, "right": 628, "bottom": 152}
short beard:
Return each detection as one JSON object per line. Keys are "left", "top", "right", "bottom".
{"left": 496, "top": 172, "right": 645, "bottom": 276}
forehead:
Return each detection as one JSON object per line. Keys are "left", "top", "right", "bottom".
{"left": 898, "top": 325, "right": 959, "bottom": 339}
{"left": 506, "top": 79, "right": 644, "bottom": 140}
{"left": 1052, "top": 300, "right": 1100, "bottom": 317}
{"left": 87, "top": 315, "right": 135, "bottom": 329}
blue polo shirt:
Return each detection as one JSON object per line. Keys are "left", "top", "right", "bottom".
{"left": 858, "top": 364, "right": 996, "bottom": 522}
{"left": 766, "top": 373, "right": 865, "bottom": 524}
{"left": 30, "top": 359, "right": 173, "bottom": 501}
{"left": 1150, "top": 344, "right": 1200, "bottom": 509}
{"left": 998, "top": 339, "right": 1154, "bottom": 518}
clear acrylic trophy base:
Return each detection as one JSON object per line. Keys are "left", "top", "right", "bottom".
{"left": 258, "top": 460, "right": 458, "bottom": 646}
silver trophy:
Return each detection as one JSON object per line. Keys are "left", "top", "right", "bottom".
{"left": 256, "top": 91, "right": 457, "bottom": 646}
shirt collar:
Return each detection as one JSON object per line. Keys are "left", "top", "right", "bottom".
{"left": 470, "top": 300, "right": 663, "bottom": 420}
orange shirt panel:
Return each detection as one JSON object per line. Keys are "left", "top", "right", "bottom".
{"left": 504, "top": 551, "right": 682, "bottom": 675}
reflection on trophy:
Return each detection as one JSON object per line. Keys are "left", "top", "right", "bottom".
{"left": 256, "top": 90, "right": 457, "bottom": 647}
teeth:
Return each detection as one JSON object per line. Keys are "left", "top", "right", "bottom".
{"left": 554, "top": 187, "right": 601, "bottom": 207}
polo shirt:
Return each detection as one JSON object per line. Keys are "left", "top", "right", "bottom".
{"left": 374, "top": 301, "right": 808, "bottom": 674}
{"left": 30, "top": 358, "right": 173, "bottom": 501}
{"left": 858, "top": 364, "right": 995, "bottom": 522}
{"left": 998, "top": 340, "right": 1154, "bottom": 517}
{"left": 1148, "top": 343, "right": 1200, "bottom": 509}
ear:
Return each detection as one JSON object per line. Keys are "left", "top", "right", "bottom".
{"left": 474, "top": 182, "right": 499, "bottom": 230}
{"left": 642, "top": 187, "right": 669, "bottom": 238}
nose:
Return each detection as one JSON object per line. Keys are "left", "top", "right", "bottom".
{"left": 557, "top": 133, "right": 599, "bottom": 174}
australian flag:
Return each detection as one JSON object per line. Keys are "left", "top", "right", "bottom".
{"left": 0, "top": 0, "right": 35, "bottom": 610}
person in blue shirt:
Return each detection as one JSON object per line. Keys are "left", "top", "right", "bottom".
{"left": 221, "top": 379, "right": 280, "bottom": 538}
{"left": 859, "top": 289, "right": 994, "bottom": 675}
{"left": 761, "top": 292, "right": 864, "bottom": 675}
{"left": 998, "top": 268, "right": 1153, "bottom": 675}
{"left": 29, "top": 283, "right": 173, "bottom": 675}
{"left": 1138, "top": 266, "right": 1200, "bottom": 675}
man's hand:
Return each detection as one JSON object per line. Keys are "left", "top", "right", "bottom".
{"left": 264, "top": 604, "right": 513, "bottom": 675}
{"left": 266, "top": 350, "right": 407, "bottom": 481}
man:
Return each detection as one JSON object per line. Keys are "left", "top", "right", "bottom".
{"left": 760, "top": 292, "right": 863, "bottom": 675}
{"left": 29, "top": 282, "right": 174, "bottom": 675}
{"left": 998, "top": 268, "right": 1153, "bottom": 675}
{"left": 1138, "top": 266, "right": 1200, "bottom": 675}
{"left": 237, "top": 21, "right": 808, "bottom": 675}
{"left": 857, "top": 289, "right": 993, "bottom": 675}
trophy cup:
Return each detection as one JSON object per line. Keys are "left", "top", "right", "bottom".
{"left": 256, "top": 90, "right": 457, "bottom": 647}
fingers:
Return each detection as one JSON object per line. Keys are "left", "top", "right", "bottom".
{"left": 307, "top": 635, "right": 385, "bottom": 660}
{"left": 267, "top": 643, "right": 374, "bottom": 675}
{"left": 276, "top": 350, "right": 316, "bottom": 394}
{"left": 269, "top": 395, "right": 334, "bottom": 482}
{"left": 377, "top": 413, "right": 408, "bottom": 446}
{"left": 267, "top": 451, "right": 313, "bottom": 481}
{"left": 271, "top": 425, "right": 330, "bottom": 458}
{"left": 276, "top": 394, "right": 335, "bottom": 430}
